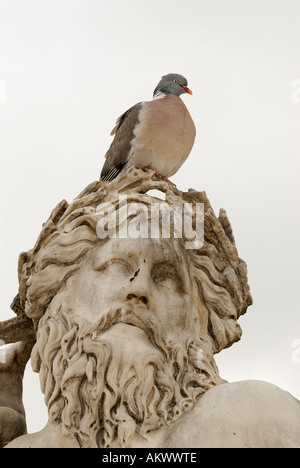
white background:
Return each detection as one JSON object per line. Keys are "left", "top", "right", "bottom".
{"left": 0, "top": 0, "right": 299, "bottom": 433}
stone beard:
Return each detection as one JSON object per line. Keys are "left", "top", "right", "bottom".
{"left": 31, "top": 287, "right": 222, "bottom": 448}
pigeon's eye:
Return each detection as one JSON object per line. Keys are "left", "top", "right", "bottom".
{"left": 173, "top": 79, "right": 178, "bottom": 83}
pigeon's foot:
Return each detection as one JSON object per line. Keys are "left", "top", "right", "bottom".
{"left": 145, "top": 167, "right": 176, "bottom": 187}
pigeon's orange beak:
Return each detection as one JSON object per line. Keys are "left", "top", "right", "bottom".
{"left": 182, "top": 86, "right": 193, "bottom": 95}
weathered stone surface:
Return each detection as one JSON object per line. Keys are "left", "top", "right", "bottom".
{"left": 1, "top": 168, "right": 299, "bottom": 448}
{"left": 0, "top": 341, "right": 32, "bottom": 447}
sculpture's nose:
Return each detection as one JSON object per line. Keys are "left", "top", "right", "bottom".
{"left": 126, "top": 293, "right": 148, "bottom": 306}
{"left": 126, "top": 267, "right": 150, "bottom": 306}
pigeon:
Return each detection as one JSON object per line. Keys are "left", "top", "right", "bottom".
{"left": 100, "top": 73, "right": 196, "bottom": 183}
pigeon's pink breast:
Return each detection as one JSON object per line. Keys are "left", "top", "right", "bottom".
{"left": 129, "top": 94, "right": 196, "bottom": 177}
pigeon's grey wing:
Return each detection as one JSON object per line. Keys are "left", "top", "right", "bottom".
{"left": 100, "top": 102, "right": 143, "bottom": 181}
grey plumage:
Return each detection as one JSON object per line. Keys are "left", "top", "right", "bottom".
{"left": 100, "top": 73, "right": 195, "bottom": 182}
{"left": 101, "top": 103, "right": 142, "bottom": 181}
{"left": 152, "top": 73, "right": 190, "bottom": 97}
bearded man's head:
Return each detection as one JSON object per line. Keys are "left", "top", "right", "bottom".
{"left": 9, "top": 168, "right": 252, "bottom": 448}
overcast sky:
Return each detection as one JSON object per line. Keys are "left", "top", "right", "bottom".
{"left": 0, "top": 0, "right": 300, "bottom": 434}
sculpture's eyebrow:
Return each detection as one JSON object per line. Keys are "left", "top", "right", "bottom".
{"left": 93, "top": 258, "right": 130, "bottom": 272}
{"left": 92, "top": 250, "right": 137, "bottom": 271}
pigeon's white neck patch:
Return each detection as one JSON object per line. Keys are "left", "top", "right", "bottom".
{"left": 153, "top": 91, "right": 167, "bottom": 101}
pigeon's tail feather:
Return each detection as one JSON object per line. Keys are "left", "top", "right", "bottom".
{"left": 100, "top": 164, "right": 125, "bottom": 182}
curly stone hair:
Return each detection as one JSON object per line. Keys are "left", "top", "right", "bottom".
{"left": 2, "top": 167, "right": 252, "bottom": 355}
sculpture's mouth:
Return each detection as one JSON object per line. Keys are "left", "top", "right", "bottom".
{"left": 98, "top": 322, "right": 158, "bottom": 356}
{"left": 103, "top": 316, "right": 152, "bottom": 341}
{"left": 91, "top": 304, "right": 165, "bottom": 353}
{"left": 95, "top": 304, "right": 151, "bottom": 335}
{"left": 101, "top": 321, "right": 148, "bottom": 338}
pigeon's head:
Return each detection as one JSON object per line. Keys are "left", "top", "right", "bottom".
{"left": 153, "top": 73, "right": 193, "bottom": 98}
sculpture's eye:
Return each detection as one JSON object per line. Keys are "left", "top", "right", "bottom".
{"left": 152, "top": 262, "right": 186, "bottom": 294}
{"left": 95, "top": 259, "right": 132, "bottom": 277}
{"left": 155, "top": 276, "right": 179, "bottom": 292}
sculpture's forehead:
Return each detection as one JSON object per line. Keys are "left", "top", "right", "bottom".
{"left": 91, "top": 238, "right": 189, "bottom": 268}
